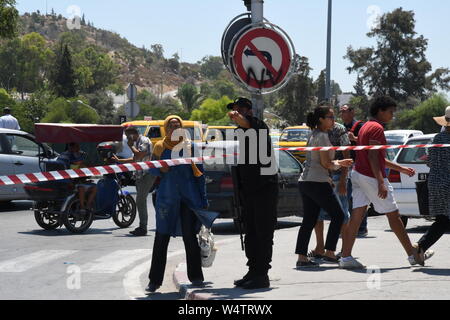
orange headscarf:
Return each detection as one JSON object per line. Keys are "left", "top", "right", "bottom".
{"left": 153, "top": 115, "right": 203, "bottom": 177}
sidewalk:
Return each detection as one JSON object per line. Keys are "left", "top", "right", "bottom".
{"left": 172, "top": 217, "right": 450, "bottom": 300}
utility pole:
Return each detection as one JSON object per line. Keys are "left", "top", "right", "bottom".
{"left": 325, "top": 0, "right": 333, "bottom": 102}
{"left": 244, "top": 0, "right": 265, "bottom": 120}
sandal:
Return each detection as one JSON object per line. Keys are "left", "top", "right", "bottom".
{"left": 296, "top": 259, "right": 320, "bottom": 269}
{"left": 307, "top": 250, "right": 324, "bottom": 259}
{"left": 322, "top": 256, "right": 340, "bottom": 264}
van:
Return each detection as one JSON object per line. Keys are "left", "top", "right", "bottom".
{"left": 122, "top": 120, "right": 204, "bottom": 144}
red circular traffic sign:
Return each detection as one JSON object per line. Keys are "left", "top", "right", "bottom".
{"left": 232, "top": 27, "right": 293, "bottom": 91}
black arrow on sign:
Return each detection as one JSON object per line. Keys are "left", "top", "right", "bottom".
{"left": 244, "top": 49, "right": 272, "bottom": 65}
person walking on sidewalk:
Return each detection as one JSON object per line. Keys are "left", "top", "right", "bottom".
{"left": 308, "top": 120, "right": 352, "bottom": 261}
{"left": 340, "top": 104, "right": 368, "bottom": 237}
{"left": 415, "top": 107, "right": 450, "bottom": 260}
{"left": 0, "top": 107, "right": 20, "bottom": 130}
{"left": 113, "top": 126, "right": 155, "bottom": 236}
{"left": 340, "top": 96, "right": 430, "bottom": 269}
{"left": 228, "top": 98, "right": 279, "bottom": 290}
{"left": 295, "top": 105, "right": 354, "bottom": 268}
{"left": 146, "top": 115, "right": 217, "bottom": 293}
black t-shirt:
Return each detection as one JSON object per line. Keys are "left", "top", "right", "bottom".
{"left": 235, "top": 116, "right": 278, "bottom": 195}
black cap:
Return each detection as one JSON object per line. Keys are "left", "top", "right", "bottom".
{"left": 227, "top": 97, "right": 252, "bottom": 110}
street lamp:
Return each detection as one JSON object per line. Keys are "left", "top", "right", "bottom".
{"left": 325, "top": 0, "right": 332, "bottom": 102}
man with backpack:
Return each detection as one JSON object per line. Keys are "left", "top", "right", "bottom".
{"left": 340, "top": 105, "right": 368, "bottom": 237}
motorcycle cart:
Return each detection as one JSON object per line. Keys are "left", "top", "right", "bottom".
{"left": 24, "top": 123, "right": 137, "bottom": 233}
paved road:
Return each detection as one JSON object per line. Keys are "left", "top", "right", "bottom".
{"left": 0, "top": 193, "right": 300, "bottom": 300}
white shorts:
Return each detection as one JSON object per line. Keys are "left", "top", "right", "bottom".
{"left": 351, "top": 171, "right": 399, "bottom": 214}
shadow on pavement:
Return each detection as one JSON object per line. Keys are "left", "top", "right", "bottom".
{"left": 0, "top": 201, "right": 33, "bottom": 213}
{"left": 134, "top": 291, "right": 182, "bottom": 300}
{"left": 191, "top": 286, "right": 274, "bottom": 300}
{"left": 340, "top": 266, "right": 411, "bottom": 274}
{"left": 212, "top": 220, "right": 301, "bottom": 236}
{"left": 18, "top": 227, "right": 119, "bottom": 237}
{"left": 412, "top": 268, "right": 450, "bottom": 277}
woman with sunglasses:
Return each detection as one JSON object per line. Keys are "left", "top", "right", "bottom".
{"left": 295, "top": 104, "right": 354, "bottom": 268}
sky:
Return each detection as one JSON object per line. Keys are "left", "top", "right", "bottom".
{"left": 14, "top": 0, "right": 450, "bottom": 93}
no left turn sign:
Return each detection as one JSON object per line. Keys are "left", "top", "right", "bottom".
{"left": 232, "top": 27, "right": 293, "bottom": 92}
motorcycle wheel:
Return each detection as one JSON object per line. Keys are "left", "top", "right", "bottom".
{"left": 113, "top": 194, "right": 136, "bottom": 228}
{"left": 34, "top": 210, "right": 60, "bottom": 230}
{"left": 62, "top": 198, "right": 94, "bottom": 234}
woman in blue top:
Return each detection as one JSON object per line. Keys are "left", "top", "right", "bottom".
{"left": 146, "top": 115, "right": 217, "bottom": 293}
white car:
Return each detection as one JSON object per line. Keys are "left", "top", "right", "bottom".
{"left": 385, "top": 130, "right": 424, "bottom": 158}
{"left": 0, "top": 128, "right": 55, "bottom": 202}
{"left": 388, "top": 133, "right": 437, "bottom": 225}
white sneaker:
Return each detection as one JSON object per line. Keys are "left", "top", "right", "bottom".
{"left": 339, "top": 257, "right": 366, "bottom": 269}
{"left": 408, "top": 249, "right": 435, "bottom": 266}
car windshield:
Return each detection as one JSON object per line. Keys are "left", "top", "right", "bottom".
{"left": 134, "top": 126, "right": 147, "bottom": 135}
{"left": 280, "top": 129, "right": 311, "bottom": 142}
{"left": 396, "top": 138, "right": 433, "bottom": 164}
{"left": 385, "top": 134, "right": 405, "bottom": 143}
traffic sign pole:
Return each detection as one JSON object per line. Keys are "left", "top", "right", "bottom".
{"left": 251, "top": 0, "right": 264, "bottom": 120}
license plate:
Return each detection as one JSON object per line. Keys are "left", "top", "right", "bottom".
{"left": 418, "top": 173, "right": 429, "bottom": 181}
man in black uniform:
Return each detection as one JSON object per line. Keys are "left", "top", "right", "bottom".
{"left": 227, "top": 98, "right": 279, "bottom": 290}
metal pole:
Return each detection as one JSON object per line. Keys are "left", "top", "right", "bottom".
{"left": 325, "top": 0, "right": 332, "bottom": 102}
{"left": 250, "top": 0, "right": 264, "bottom": 120}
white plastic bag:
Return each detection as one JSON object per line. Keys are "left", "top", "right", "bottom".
{"left": 198, "top": 226, "right": 217, "bottom": 268}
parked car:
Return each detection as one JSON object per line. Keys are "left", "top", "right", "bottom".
{"left": 277, "top": 126, "right": 312, "bottom": 163}
{"left": 0, "top": 128, "right": 56, "bottom": 202}
{"left": 201, "top": 141, "right": 304, "bottom": 228}
{"left": 387, "top": 133, "right": 437, "bottom": 226}
{"left": 385, "top": 130, "right": 424, "bottom": 157}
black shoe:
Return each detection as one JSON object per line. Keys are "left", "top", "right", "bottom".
{"left": 234, "top": 272, "right": 255, "bottom": 287}
{"left": 241, "top": 275, "right": 270, "bottom": 290}
{"left": 191, "top": 279, "right": 205, "bottom": 287}
{"left": 145, "top": 282, "right": 160, "bottom": 293}
{"left": 130, "top": 227, "right": 147, "bottom": 236}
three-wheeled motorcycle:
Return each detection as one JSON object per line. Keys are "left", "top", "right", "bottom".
{"left": 24, "top": 123, "right": 137, "bottom": 233}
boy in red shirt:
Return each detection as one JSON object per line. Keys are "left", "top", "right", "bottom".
{"left": 340, "top": 96, "right": 433, "bottom": 269}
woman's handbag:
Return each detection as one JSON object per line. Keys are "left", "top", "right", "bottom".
{"left": 198, "top": 226, "right": 217, "bottom": 268}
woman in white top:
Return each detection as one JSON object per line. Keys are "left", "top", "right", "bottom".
{"left": 295, "top": 105, "right": 353, "bottom": 268}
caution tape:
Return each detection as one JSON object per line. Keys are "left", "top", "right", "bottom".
{"left": 0, "top": 144, "right": 449, "bottom": 186}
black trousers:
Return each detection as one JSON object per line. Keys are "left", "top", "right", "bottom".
{"left": 296, "top": 181, "right": 345, "bottom": 255}
{"left": 148, "top": 203, "right": 203, "bottom": 286}
{"left": 241, "top": 182, "right": 278, "bottom": 277}
{"left": 418, "top": 215, "right": 450, "bottom": 251}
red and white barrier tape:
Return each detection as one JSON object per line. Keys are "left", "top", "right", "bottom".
{"left": 0, "top": 144, "right": 449, "bottom": 186}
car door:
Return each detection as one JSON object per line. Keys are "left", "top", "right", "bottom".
{"left": 277, "top": 150, "right": 303, "bottom": 217}
{"left": 7, "top": 133, "right": 43, "bottom": 199}
{"left": 0, "top": 133, "right": 16, "bottom": 197}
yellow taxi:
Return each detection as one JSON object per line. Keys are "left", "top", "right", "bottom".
{"left": 203, "top": 125, "right": 238, "bottom": 142}
{"left": 122, "top": 120, "right": 204, "bottom": 144}
{"left": 277, "top": 126, "right": 312, "bottom": 163}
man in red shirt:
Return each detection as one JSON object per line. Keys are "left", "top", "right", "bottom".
{"left": 340, "top": 96, "right": 433, "bottom": 269}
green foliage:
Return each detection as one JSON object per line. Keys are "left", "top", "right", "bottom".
{"left": 200, "top": 79, "right": 237, "bottom": 100}
{"left": 0, "top": 0, "right": 18, "bottom": 39}
{"left": 190, "top": 96, "right": 232, "bottom": 125}
{"left": 135, "top": 90, "right": 187, "bottom": 121}
{"left": 41, "top": 98, "right": 100, "bottom": 124}
{"left": 345, "top": 7, "right": 450, "bottom": 103}
{"left": 177, "top": 83, "right": 202, "bottom": 113}
{"left": 15, "top": 90, "right": 54, "bottom": 133}
{"left": 82, "top": 90, "right": 115, "bottom": 124}
{"left": 199, "top": 56, "right": 224, "bottom": 80}
{"left": 0, "top": 88, "right": 15, "bottom": 109}
{"left": 394, "top": 94, "right": 449, "bottom": 134}
{"left": 274, "top": 56, "right": 316, "bottom": 126}
{"left": 51, "top": 44, "right": 77, "bottom": 98}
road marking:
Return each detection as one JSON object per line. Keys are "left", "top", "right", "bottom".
{"left": 0, "top": 250, "right": 78, "bottom": 273}
{"left": 123, "top": 238, "right": 240, "bottom": 300}
{"left": 81, "top": 249, "right": 151, "bottom": 274}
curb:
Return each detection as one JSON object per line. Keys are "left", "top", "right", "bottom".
{"left": 173, "top": 263, "right": 212, "bottom": 300}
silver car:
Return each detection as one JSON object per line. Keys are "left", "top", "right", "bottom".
{"left": 0, "top": 128, "right": 55, "bottom": 202}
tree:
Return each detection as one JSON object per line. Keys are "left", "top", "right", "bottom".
{"left": 15, "top": 90, "right": 54, "bottom": 132}
{"left": 199, "top": 56, "right": 224, "bottom": 80}
{"left": 315, "top": 70, "right": 326, "bottom": 103}
{"left": 395, "top": 94, "right": 449, "bottom": 134}
{"left": 83, "top": 90, "right": 115, "bottom": 124}
{"left": 190, "top": 97, "right": 232, "bottom": 125}
{"left": 177, "top": 83, "right": 202, "bottom": 113}
{"left": 274, "top": 56, "right": 316, "bottom": 126}
{"left": 0, "top": 0, "right": 18, "bottom": 39}
{"left": 151, "top": 44, "right": 164, "bottom": 60}
{"left": 345, "top": 8, "right": 450, "bottom": 103}
{"left": 51, "top": 44, "right": 77, "bottom": 98}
